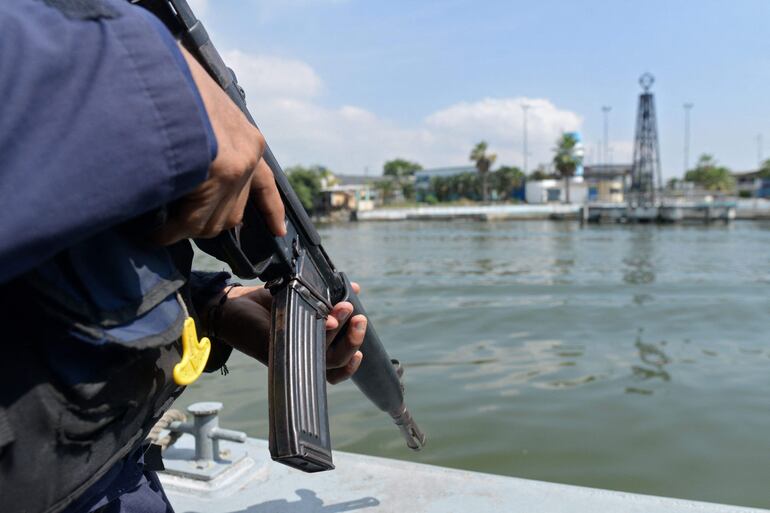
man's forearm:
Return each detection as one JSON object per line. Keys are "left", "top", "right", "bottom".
{"left": 188, "top": 270, "right": 238, "bottom": 372}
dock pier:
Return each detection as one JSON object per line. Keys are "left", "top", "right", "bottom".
{"left": 586, "top": 201, "right": 736, "bottom": 224}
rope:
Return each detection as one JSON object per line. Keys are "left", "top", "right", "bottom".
{"left": 146, "top": 408, "right": 187, "bottom": 452}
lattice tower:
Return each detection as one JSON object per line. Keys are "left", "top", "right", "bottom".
{"left": 630, "top": 73, "right": 662, "bottom": 206}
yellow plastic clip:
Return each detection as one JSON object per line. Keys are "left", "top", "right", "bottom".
{"left": 173, "top": 317, "right": 211, "bottom": 386}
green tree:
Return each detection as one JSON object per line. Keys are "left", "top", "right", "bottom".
{"left": 430, "top": 176, "right": 444, "bottom": 201}
{"left": 383, "top": 158, "right": 422, "bottom": 179}
{"left": 401, "top": 180, "right": 416, "bottom": 201}
{"left": 428, "top": 172, "right": 484, "bottom": 202}
{"left": 491, "top": 166, "right": 525, "bottom": 200}
{"left": 470, "top": 141, "right": 497, "bottom": 202}
{"left": 431, "top": 175, "right": 452, "bottom": 202}
{"left": 684, "top": 154, "right": 735, "bottom": 192}
{"left": 456, "top": 173, "right": 480, "bottom": 200}
{"left": 552, "top": 133, "right": 582, "bottom": 203}
{"left": 383, "top": 158, "right": 421, "bottom": 201}
{"left": 528, "top": 164, "right": 554, "bottom": 181}
{"left": 315, "top": 165, "right": 338, "bottom": 187}
{"left": 373, "top": 178, "right": 397, "bottom": 204}
{"left": 286, "top": 165, "right": 323, "bottom": 213}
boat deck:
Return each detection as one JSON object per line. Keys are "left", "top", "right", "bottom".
{"left": 160, "top": 434, "right": 767, "bottom": 513}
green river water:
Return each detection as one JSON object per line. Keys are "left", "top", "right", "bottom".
{"left": 181, "top": 220, "right": 770, "bottom": 509}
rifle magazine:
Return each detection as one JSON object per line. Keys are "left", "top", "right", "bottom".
{"left": 268, "top": 280, "right": 334, "bottom": 472}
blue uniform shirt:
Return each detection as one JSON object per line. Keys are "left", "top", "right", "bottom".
{"left": 0, "top": 1, "right": 227, "bottom": 512}
{"left": 0, "top": 0, "right": 216, "bottom": 284}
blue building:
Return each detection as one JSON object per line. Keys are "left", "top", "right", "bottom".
{"left": 734, "top": 170, "right": 770, "bottom": 198}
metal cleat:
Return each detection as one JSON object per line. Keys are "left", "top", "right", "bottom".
{"left": 162, "top": 402, "right": 252, "bottom": 482}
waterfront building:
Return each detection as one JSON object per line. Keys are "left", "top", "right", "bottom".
{"left": 583, "top": 164, "right": 631, "bottom": 203}
{"left": 525, "top": 178, "right": 588, "bottom": 204}
{"left": 524, "top": 164, "right": 629, "bottom": 205}
{"left": 733, "top": 170, "right": 770, "bottom": 198}
{"left": 319, "top": 174, "right": 377, "bottom": 214}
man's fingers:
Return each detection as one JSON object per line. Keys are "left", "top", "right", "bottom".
{"left": 326, "top": 314, "right": 366, "bottom": 369}
{"left": 327, "top": 351, "right": 363, "bottom": 385}
{"left": 325, "top": 302, "right": 353, "bottom": 346}
{"left": 351, "top": 281, "right": 361, "bottom": 295}
{"left": 152, "top": 197, "right": 211, "bottom": 245}
{"left": 151, "top": 151, "right": 253, "bottom": 245}
{"left": 199, "top": 173, "right": 252, "bottom": 237}
{"left": 252, "top": 159, "right": 286, "bottom": 237}
{"left": 221, "top": 166, "right": 253, "bottom": 230}
{"left": 227, "top": 286, "right": 273, "bottom": 310}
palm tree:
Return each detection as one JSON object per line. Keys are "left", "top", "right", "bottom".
{"left": 470, "top": 141, "right": 497, "bottom": 202}
{"left": 552, "top": 133, "right": 581, "bottom": 203}
{"left": 492, "top": 166, "right": 525, "bottom": 200}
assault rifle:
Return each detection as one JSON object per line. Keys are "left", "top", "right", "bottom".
{"left": 136, "top": 0, "right": 426, "bottom": 472}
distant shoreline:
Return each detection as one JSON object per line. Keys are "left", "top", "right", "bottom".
{"left": 328, "top": 199, "right": 770, "bottom": 223}
{"left": 354, "top": 204, "right": 580, "bottom": 222}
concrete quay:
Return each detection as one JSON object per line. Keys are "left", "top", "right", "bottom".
{"left": 354, "top": 204, "right": 581, "bottom": 221}
{"left": 585, "top": 202, "right": 737, "bottom": 223}
{"left": 354, "top": 199, "right": 770, "bottom": 223}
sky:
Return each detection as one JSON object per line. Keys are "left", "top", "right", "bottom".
{"left": 188, "top": 0, "right": 770, "bottom": 179}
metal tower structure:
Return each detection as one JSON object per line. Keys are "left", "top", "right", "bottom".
{"left": 629, "top": 73, "right": 662, "bottom": 206}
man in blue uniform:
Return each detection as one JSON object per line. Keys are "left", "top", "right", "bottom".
{"left": 0, "top": 1, "right": 366, "bottom": 512}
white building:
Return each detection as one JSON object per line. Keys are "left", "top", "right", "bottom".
{"left": 525, "top": 177, "right": 588, "bottom": 204}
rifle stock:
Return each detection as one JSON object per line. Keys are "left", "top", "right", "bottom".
{"left": 136, "top": 0, "right": 426, "bottom": 472}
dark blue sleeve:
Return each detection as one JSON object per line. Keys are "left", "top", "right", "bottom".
{"left": 0, "top": 0, "right": 218, "bottom": 283}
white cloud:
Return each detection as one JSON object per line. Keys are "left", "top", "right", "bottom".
{"left": 425, "top": 97, "right": 583, "bottom": 169}
{"left": 225, "top": 50, "right": 584, "bottom": 175}
{"left": 222, "top": 50, "right": 322, "bottom": 99}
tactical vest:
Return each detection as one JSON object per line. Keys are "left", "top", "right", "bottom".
{"left": 0, "top": 230, "right": 191, "bottom": 513}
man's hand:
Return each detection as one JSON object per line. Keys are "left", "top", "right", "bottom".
{"left": 154, "top": 45, "right": 286, "bottom": 245}
{"left": 207, "top": 283, "right": 365, "bottom": 384}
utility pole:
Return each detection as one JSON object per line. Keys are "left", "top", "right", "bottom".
{"left": 521, "top": 103, "right": 531, "bottom": 174}
{"left": 683, "top": 103, "right": 693, "bottom": 174}
{"left": 601, "top": 106, "right": 612, "bottom": 165}
{"left": 757, "top": 134, "right": 764, "bottom": 167}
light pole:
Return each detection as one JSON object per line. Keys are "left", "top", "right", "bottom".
{"left": 757, "top": 133, "right": 764, "bottom": 167}
{"left": 521, "top": 103, "right": 531, "bottom": 174}
{"left": 683, "top": 103, "right": 693, "bottom": 174}
{"left": 601, "top": 106, "right": 612, "bottom": 165}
